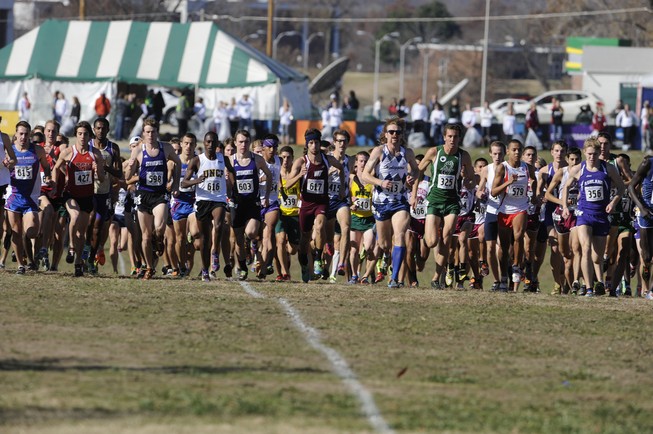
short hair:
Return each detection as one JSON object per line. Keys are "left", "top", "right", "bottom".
{"left": 203, "top": 131, "right": 218, "bottom": 144}
{"left": 567, "top": 146, "right": 581, "bottom": 158}
{"left": 475, "top": 157, "right": 489, "bottom": 166}
{"left": 15, "top": 120, "right": 31, "bottom": 132}
{"left": 94, "top": 117, "right": 110, "bottom": 129}
{"left": 333, "top": 129, "right": 350, "bottom": 142}
{"left": 551, "top": 140, "right": 568, "bottom": 151}
{"left": 356, "top": 150, "right": 370, "bottom": 159}
{"left": 31, "top": 131, "right": 45, "bottom": 143}
{"left": 234, "top": 129, "right": 251, "bottom": 140}
{"left": 489, "top": 140, "right": 506, "bottom": 153}
{"left": 443, "top": 123, "right": 462, "bottom": 136}
{"left": 143, "top": 118, "right": 159, "bottom": 130}
{"left": 584, "top": 137, "right": 601, "bottom": 151}
{"left": 508, "top": 139, "right": 523, "bottom": 149}
{"left": 74, "top": 120, "right": 94, "bottom": 136}
{"left": 182, "top": 132, "right": 197, "bottom": 143}
{"left": 279, "top": 145, "right": 294, "bottom": 156}
{"left": 223, "top": 137, "right": 234, "bottom": 148}
{"left": 45, "top": 120, "right": 60, "bottom": 131}
{"left": 32, "top": 125, "right": 44, "bottom": 134}
{"left": 170, "top": 137, "right": 180, "bottom": 145}
{"left": 597, "top": 131, "right": 612, "bottom": 142}
{"left": 618, "top": 153, "right": 630, "bottom": 163}
{"left": 524, "top": 145, "right": 537, "bottom": 154}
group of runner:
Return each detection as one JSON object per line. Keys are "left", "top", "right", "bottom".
{"left": 2, "top": 116, "right": 652, "bottom": 298}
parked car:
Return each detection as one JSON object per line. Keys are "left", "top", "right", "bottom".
{"left": 473, "top": 98, "right": 526, "bottom": 124}
{"left": 511, "top": 90, "right": 603, "bottom": 125}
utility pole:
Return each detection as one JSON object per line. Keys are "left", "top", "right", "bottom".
{"left": 267, "top": 0, "right": 274, "bottom": 57}
{"left": 79, "top": 0, "right": 85, "bottom": 20}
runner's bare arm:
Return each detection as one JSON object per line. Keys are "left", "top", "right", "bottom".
{"left": 628, "top": 158, "right": 651, "bottom": 217}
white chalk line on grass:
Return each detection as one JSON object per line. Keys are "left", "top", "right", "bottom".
{"left": 238, "top": 281, "right": 394, "bottom": 434}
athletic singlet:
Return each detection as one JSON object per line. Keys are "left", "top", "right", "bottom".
{"left": 458, "top": 184, "right": 475, "bottom": 216}
{"left": 279, "top": 177, "right": 300, "bottom": 217}
{"left": 232, "top": 152, "right": 258, "bottom": 201}
{"left": 300, "top": 153, "right": 330, "bottom": 205}
{"left": 138, "top": 142, "right": 167, "bottom": 194}
{"left": 410, "top": 177, "right": 430, "bottom": 220}
{"left": 350, "top": 175, "right": 373, "bottom": 218}
{"left": 259, "top": 155, "right": 280, "bottom": 203}
{"left": 114, "top": 188, "right": 128, "bottom": 217}
{"left": 374, "top": 145, "right": 408, "bottom": 204}
{"left": 473, "top": 195, "right": 487, "bottom": 225}
{"left": 640, "top": 157, "right": 653, "bottom": 211}
{"left": 577, "top": 161, "right": 610, "bottom": 214}
{"left": 0, "top": 134, "right": 9, "bottom": 186}
{"left": 91, "top": 139, "right": 116, "bottom": 194}
{"left": 196, "top": 152, "right": 227, "bottom": 203}
{"left": 11, "top": 143, "right": 41, "bottom": 199}
{"left": 66, "top": 145, "right": 96, "bottom": 198}
{"left": 485, "top": 163, "right": 502, "bottom": 215}
{"left": 176, "top": 159, "right": 196, "bottom": 204}
{"left": 328, "top": 154, "right": 350, "bottom": 201}
{"left": 498, "top": 161, "right": 529, "bottom": 214}
{"left": 427, "top": 145, "right": 463, "bottom": 204}
{"left": 558, "top": 166, "right": 579, "bottom": 211}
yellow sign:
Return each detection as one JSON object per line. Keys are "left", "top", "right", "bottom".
{"left": 0, "top": 111, "right": 19, "bottom": 137}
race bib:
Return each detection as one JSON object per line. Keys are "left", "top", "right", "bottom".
{"left": 75, "top": 170, "right": 92, "bottom": 186}
{"left": 237, "top": 179, "right": 254, "bottom": 194}
{"left": 437, "top": 174, "right": 455, "bottom": 190}
{"left": 355, "top": 197, "right": 371, "bottom": 211}
{"left": 508, "top": 185, "right": 526, "bottom": 197}
{"left": 412, "top": 204, "right": 427, "bottom": 218}
{"left": 386, "top": 181, "right": 403, "bottom": 194}
{"left": 283, "top": 194, "right": 298, "bottom": 208}
{"left": 205, "top": 181, "right": 221, "bottom": 193}
{"left": 146, "top": 171, "right": 164, "bottom": 187}
{"left": 15, "top": 165, "right": 33, "bottom": 180}
{"left": 306, "top": 179, "right": 324, "bottom": 194}
{"left": 328, "top": 182, "right": 341, "bottom": 195}
{"left": 585, "top": 185, "right": 604, "bottom": 202}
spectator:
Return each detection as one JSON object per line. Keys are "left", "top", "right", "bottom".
{"left": 17, "top": 92, "right": 30, "bottom": 122}
{"left": 461, "top": 103, "right": 475, "bottom": 129}
{"left": 388, "top": 97, "right": 399, "bottom": 117}
{"left": 327, "top": 99, "right": 343, "bottom": 134}
{"left": 153, "top": 91, "right": 165, "bottom": 123}
{"left": 525, "top": 102, "right": 539, "bottom": 131}
{"left": 194, "top": 97, "right": 207, "bottom": 122}
{"left": 410, "top": 97, "right": 429, "bottom": 133}
{"left": 550, "top": 98, "right": 564, "bottom": 142}
{"left": 641, "top": 101, "right": 651, "bottom": 152}
{"left": 228, "top": 97, "right": 239, "bottom": 136}
{"left": 479, "top": 101, "right": 493, "bottom": 145}
{"left": 448, "top": 98, "right": 461, "bottom": 123}
{"left": 373, "top": 96, "right": 383, "bottom": 120}
{"left": 428, "top": 94, "right": 438, "bottom": 112}
{"left": 429, "top": 102, "right": 446, "bottom": 146}
{"left": 591, "top": 104, "right": 607, "bottom": 135}
{"left": 348, "top": 90, "right": 359, "bottom": 111}
{"left": 397, "top": 98, "right": 409, "bottom": 118}
{"left": 94, "top": 92, "right": 111, "bottom": 119}
{"left": 237, "top": 94, "right": 254, "bottom": 131}
{"left": 70, "top": 96, "right": 81, "bottom": 124}
{"left": 616, "top": 103, "right": 638, "bottom": 149}
{"left": 113, "top": 92, "right": 128, "bottom": 140}
{"left": 278, "top": 98, "right": 293, "bottom": 145}
{"left": 176, "top": 90, "right": 192, "bottom": 136}
{"left": 54, "top": 91, "right": 68, "bottom": 125}
{"left": 576, "top": 104, "right": 593, "bottom": 125}
{"left": 502, "top": 105, "right": 516, "bottom": 142}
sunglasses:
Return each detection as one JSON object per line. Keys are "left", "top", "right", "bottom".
{"left": 387, "top": 130, "right": 403, "bottom": 135}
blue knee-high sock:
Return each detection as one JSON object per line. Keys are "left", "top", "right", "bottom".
{"left": 391, "top": 246, "right": 406, "bottom": 281}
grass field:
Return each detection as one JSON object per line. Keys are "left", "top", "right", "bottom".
{"left": 2, "top": 269, "right": 653, "bottom": 434}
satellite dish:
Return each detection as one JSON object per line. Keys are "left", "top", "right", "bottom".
{"left": 309, "top": 57, "right": 349, "bottom": 94}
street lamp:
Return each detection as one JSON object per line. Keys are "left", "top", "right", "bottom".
{"left": 272, "top": 31, "right": 301, "bottom": 60}
{"left": 399, "top": 36, "right": 422, "bottom": 100}
{"left": 373, "top": 31, "right": 400, "bottom": 109}
{"left": 303, "top": 31, "right": 324, "bottom": 70}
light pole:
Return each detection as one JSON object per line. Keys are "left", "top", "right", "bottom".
{"left": 421, "top": 48, "right": 434, "bottom": 103}
{"left": 273, "top": 30, "right": 301, "bottom": 60}
{"left": 399, "top": 36, "right": 422, "bottom": 100}
{"left": 303, "top": 31, "right": 324, "bottom": 70}
{"left": 373, "top": 31, "right": 400, "bottom": 109}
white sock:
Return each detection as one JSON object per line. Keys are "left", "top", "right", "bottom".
{"left": 330, "top": 250, "right": 341, "bottom": 277}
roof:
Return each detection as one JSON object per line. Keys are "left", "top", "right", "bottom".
{"left": 0, "top": 19, "right": 307, "bottom": 88}
{"left": 583, "top": 46, "right": 653, "bottom": 75}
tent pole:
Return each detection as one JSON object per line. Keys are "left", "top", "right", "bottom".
{"left": 267, "top": 0, "right": 274, "bottom": 57}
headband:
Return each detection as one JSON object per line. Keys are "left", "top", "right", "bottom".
{"left": 262, "top": 138, "right": 278, "bottom": 147}
{"left": 305, "top": 132, "right": 321, "bottom": 143}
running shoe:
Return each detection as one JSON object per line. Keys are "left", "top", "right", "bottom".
{"left": 313, "top": 260, "right": 324, "bottom": 278}
{"left": 65, "top": 248, "right": 75, "bottom": 264}
{"left": 551, "top": 283, "right": 561, "bottom": 296}
{"left": 374, "top": 271, "right": 386, "bottom": 284}
{"left": 624, "top": 286, "right": 632, "bottom": 297}
{"left": 26, "top": 262, "right": 37, "bottom": 271}
{"left": 74, "top": 264, "right": 84, "bottom": 277}
{"left": 491, "top": 281, "right": 500, "bottom": 291}
{"left": 276, "top": 274, "right": 285, "bottom": 282}
{"left": 585, "top": 288, "right": 594, "bottom": 297}
{"left": 166, "top": 268, "right": 175, "bottom": 276}
{"left": 0, "top": 262, "right": 4, "bottom": 269}
{"left": 608, "top": 288, "right": 619, "bottom": 298}
{"left": 171, "top": 269, "right": 181, "bottom": 277}
{"left": 16, "top": 265, "right": 26, "bottom": 275}
{"left": 579, "top": 285, "right": 587, "bottom": 296}
{"left": 267, "top": 264, "right": 274, "bottom": 275}
{"left": 511, "top": 265, "right": 522, "bottom": 284}
{"left": 136, "top": 268, "right": 147, "bottom": 279}
{"left": 359, "top": 277, "right": 370, "bottom": 285}
{"left": 499, "top": 278, "right": 508, "bottom": 292}
{"left": 211, "top": 252, "right": 220, "bottom": 272}
{"left": 593, "top": 281, "right": 606, "bottom": 296}
{"left": 130, "top": 267, "right": 138, "bottom": 276}
{"left": 445, "top": 266, "right": 455, "bottom": 287}
{"left": 201, "top": 269, "right": 210, "bottom": 282}
{"left": 410, "top": 280, "right": 419, "bottom": 288}
{"left": 143, "top": 268, "right": 154, "bottom": 280}
{"left": 571, "top": 280, "right": 580, "bottom": 295}
{"left": 250, "top": 261, "right": 259, "bottom": 273}
{"left": 337, "top": 263, "right": 346, "bottom": 276}
{"left": 96, "top": 249, "right": 106, "bottom": 266}
{"left": 87, "top": 261, "right": 98, "bottom": 275}
{"left": 282, "top": 274, "right": 291, "bottom": 281}
{"left": 11, "top": 251, "right": 17, "bottom": 262}
{"left": 223, "top": 263, "right": 233, "bottom": 278}
{"left": 431, "top": 280, "right": 443, "bottom": 290}
{"left": 238, "top": 268, "right": 248, "bottom": 281}
{"left": 81, "top": 245, "right": 90, "bottom": 262}
{"left": 42, "top": 253, "right": 50, "bottom": 272}
{"left": 646, "top": 291, "right": 653, "bottom": 300}
{"left": 480, "top": 260, "right": 489, "bottom": 277}
{"left": 301, "top": 263, "right": 310, "bottom": 283}
{"left": 457, "top": 268, "right": 468, "bottom": 283}
{"left": 523, "top": 279, "right": 532, "bottom": 293}
{"left": 388, "top": 279, "right": 399, "bottom": 289}
{"left": 470, "top": 277, "right": 482, "bottom": 290}
{"left": 328, "top": 276, "right": 337, "bottom": 284}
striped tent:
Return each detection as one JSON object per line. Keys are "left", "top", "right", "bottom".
{"left": 0, "top": 19, "right": 311, "bottom": 124}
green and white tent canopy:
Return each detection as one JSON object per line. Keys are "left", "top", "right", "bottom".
{"left": 0, "top": 19, "right": 311, "bottom": 123}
